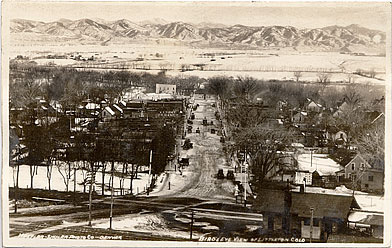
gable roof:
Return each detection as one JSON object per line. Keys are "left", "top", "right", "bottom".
{"left": 371, "top": 112, "right": 384, "bottom": 124}
{"left": 345, "top": 154, "right": 371, "bottom": 168}
{"left": 253, "top": 189, "right": 287, "bottom": 213}
{"left": 104, "top": 106, "right": 115, "bottom": 116}
{"left": 291, "top": 192, "right": 359, "bottom": 219}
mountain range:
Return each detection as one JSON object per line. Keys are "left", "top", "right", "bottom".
{"left": 10, "top": 18, "right": 386, "bottom": 51}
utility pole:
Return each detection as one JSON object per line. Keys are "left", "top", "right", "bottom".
{"left": 109, "top": 160, "right": 114, "bottom": 229}
{"left": 88, "top": 172, "right": 93, "bottom": 226}
{"left": 310, "top": 148, "right": 313, "bottom": 167}
{"left": 310, "top": 207, "right": 314, "bottom": 243}
{"left": 147, "top": 150, "right": 153, "bottom": 195}
{"left": 244, "top": 162, "right": 247, "bottom": 207}
{"left": 190, "top": 211, "right": 194, "bottom": 241}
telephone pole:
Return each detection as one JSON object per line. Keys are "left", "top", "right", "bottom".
{"left": 310, "top": 207, "right": 314, "bottom": 243}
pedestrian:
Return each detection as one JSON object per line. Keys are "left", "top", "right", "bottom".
{"left": 234, "top": 185, "right": 239, "bottom": 203}
{"left": 168, "top": 181, "right": 171, "bottom": 190}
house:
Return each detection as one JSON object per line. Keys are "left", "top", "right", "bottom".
{"left": 101, "top": 106, "right": 117, "bottom": 121}
{"left": 156, "top": 83, "right": 176, "bottom": 95}
{"left": 326, "top": 126, "right": 348, "bottom": 148}
{"left": 333, "top": 101, "right": 355, "bottom": 118}
{"left": 306, "top": 99, "right": 323, "bottom": 112}
{"left": 290, "top": 192, "right": 360, "bottom": 241}
{"left": 297, "top": 153, "right": 343, "bottom": 181}
{"left": 344, "top": 154, "right": 384, "bottom": 192}
{"left": 292, "top": 111, "right": 308, "bottom": 123}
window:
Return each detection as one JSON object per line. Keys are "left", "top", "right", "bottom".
{"left": 368, "top": 175, "right": 374, "bottom": 181}
{"left": 351, "top": 163, "right": 355, "bottom": 170}
{"left": 313, "top": 219, "right": 320, "bottom": 226}
{"left": 304, "top": 218, "right": 310, "bottom": 226}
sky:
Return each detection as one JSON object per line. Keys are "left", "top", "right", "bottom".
{"left": 4, "top": 1, "right": 390, "bottom": 31}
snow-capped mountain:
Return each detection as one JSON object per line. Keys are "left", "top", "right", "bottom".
{"left": 10, "top": 18, "right": 386, "bottom": 51}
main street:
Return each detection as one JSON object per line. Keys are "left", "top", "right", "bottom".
{"left": 9, "top": 94, "right": 260, "bottom": 241}
{"left": 151, "top": 94, "right": 236, "bottom": 200}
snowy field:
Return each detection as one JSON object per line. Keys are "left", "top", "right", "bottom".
{"left": 94, "top": 213, "right": 200, "bottom": 239}
{"left": 8, "top": 164, "right": 151, "bottom": 195}
{"left": 10, "top": 44, "right": 386, "bottom": 84}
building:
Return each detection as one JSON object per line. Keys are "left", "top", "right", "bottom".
{"left": 253, "top": 189, "right": 291, "bottom": 234}
{"left": 290, "top": 192, "right": 359, "bottom": 241}
{"left": 292, "top": 111, "right": 308, "bottom": 123}
{"left": 156, "top": 84, "right": 176, "bottom": 95}
{"left": 253, "top": 189, "right": 360, "bottom": 241}
{"left": 348, "top": 211, "right": 383, "bottom": 239}
{"left": 306, "top": 100, "right": 323, "bottom": 113}
{"left": 344, "top": 154, "right": 384, "bottom": 192}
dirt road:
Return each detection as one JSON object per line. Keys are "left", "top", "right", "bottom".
{"left": 152, "top": 94, "right": 235, "bottom": 201}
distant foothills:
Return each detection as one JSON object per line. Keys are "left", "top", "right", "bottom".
{"left": 11, "top": 18, "right": 386, "bottom": 52}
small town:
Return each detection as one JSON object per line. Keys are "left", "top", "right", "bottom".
{"left": 8, "top": 58, "right": 385, "bottom": 243}
{"left": 4, "top": 2, "right": 388, "bottom": 246}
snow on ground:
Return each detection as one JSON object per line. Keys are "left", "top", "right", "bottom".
{"left": 354, "top": 194, "right": 384, "bottom": 212}
{"left": 8, "top": 164, "right": 150, "bottom": 195}
{"left": 94, "top": 213, "right": 199, "bottom": 239}
{"left": 297, "top": 153, "right": 343, "bottom": 176}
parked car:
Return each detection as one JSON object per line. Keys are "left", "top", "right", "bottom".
{"left": 183, "top": 139, "right": 193, "bottom": 150}
{"left": 211, "top": 128, "right": 215, "bottom": 134}
{"left": 217, "top": 169, "right": 224, "bottom": 179}
{"left": 227, "top": 170, "right": 235, "bottom": 180}
{"left": 196, "top": 128, "right": 200, "bottom": 133}
{"left": 180, "top": 158, "right": 190, "bottom": 166}
{"left": 191, "top": 113, "right": 195, "bottom": 120}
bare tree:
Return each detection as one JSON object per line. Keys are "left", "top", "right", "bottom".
{"left": 57, "top": 160, "right": 73, "bottom": 192}
{"left": 293, "top": 71, "right": 302, "bottom": 82}
{"left": 226, "top": 99, "right": 270, "bottom": 129}
{"left": 233, "top": 76, "right": 260, "bottom": 100}
{"left": 354, "top": 122, "right": 384, "bottom": 169}
{"left": 231, "top": 126, "right": 291, "bottom": 191}
{"left": 207, "top": 76, "right": 233, "bottom": 99}
{"left": 317, "top": 72, "right": 331, "bottom": 84}
{"left": 368, "top": 68, "right": 376, "bottom": 78}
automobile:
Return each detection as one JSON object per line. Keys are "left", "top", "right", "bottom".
{"left": 183, "top": 139, "right": 193, "bottom": 150}
{"left": 187, "top": 119, "right": 193, "bottom": 124}
{"left": 220, "top": 137, "right": 225, "bottom": 143}
{"left": 227, "top": 170, "right": 235, "bottom": 180}
{"left": 217, "top": 169, "right": 224, "bottom": 179}
{"left": 180, "top": 158, "right": 190, "bottom": 166}
{"left": 210, "top": 128, "right": 215, "bottom": 134}
{"left": 190, "top": 113, "right": 195, "bottom": 120}
{"left": 196, "top": 128, "right": 200, "bottom": 133}
{"left": 202, "top": 118, "right": 208, "bottom": 125}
